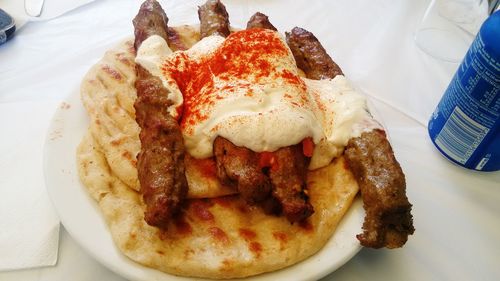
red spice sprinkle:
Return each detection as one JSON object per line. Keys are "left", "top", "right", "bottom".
{"left": 280, "top": 70, "right": 306, "bottom": 89}
{"left": 311, "top": 90, "right": 327, "bottom": 113}
{"left": 160, "top": 29, "right": 294, "bottom": 131}
{"left": 175, "top": 106, "right": 183, "bottom": 119}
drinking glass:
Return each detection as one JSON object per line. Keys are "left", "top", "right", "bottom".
{"left": 414, "top": 0, "right": 489, "bottom": 62}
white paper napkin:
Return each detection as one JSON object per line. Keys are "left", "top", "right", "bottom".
{"left": 0, "top": 101, "right": 61, "bottom": 271}
{"left": 1, "top": 0, "right": 96, "bottom": 28}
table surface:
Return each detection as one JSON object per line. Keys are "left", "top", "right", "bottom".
{"left": 1, "top": 0, "right": 499, "bottom": 280}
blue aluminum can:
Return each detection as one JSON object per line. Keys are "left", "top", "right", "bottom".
{"left": 428, "top": 10, "right": 500, "bottom": 171}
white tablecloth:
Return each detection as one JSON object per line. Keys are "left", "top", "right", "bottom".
{"left": 1, "top": 0, "right": 499, "bottom": 280}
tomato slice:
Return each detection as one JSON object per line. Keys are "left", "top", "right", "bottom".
{"left": 302, "top": 137, "right": 314, "bottom": 157}
{"left": 259, "top": 151, "right": 275, "bottom": 168}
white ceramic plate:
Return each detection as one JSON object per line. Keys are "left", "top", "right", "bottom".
{"left": 44, "top": 89, "right": 364, "bottom": 281}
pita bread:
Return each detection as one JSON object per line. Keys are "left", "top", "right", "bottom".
{"left": 77, "top": 129, "right": 358, "bottom": 279}
{"left": 80, "top": 25, "right": 232, "bottom": 198}
{"left": 77, "top": 25, "right": 359, "bottom": 278}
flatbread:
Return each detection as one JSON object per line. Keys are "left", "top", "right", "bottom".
{"left": 77, "top": 130, "right": 358, "bottom": 279}
{"left": 80, "top": 25, "right": 233, "bottom": 198}
{"left": 77, "top": 25, "right": 359, "bottom": 279}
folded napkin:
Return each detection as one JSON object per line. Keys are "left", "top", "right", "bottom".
{"left": 0, "top": 101, "right": 61, "bottom": 271}
{"left": 1, "top": 0, "right": 96, "bottom": 29}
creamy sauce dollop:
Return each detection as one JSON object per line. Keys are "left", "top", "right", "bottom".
{"left": 136, "top": 29, "right": 381, "bottom": 169}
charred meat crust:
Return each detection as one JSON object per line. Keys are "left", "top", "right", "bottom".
{"left": 214, "top": 137, "right": 272, "bottom": 204}
{"left": 213, "top": 137, "right": 314, "bottom": 223}
{"left": 198, "top": 0, "right": 231, "bottom": 38}
{"left": 135, "top": 65, "right": 188, "bottom": 228}
{"left": 285, "top": 27, "right": 343, "bottom": 80}
{"left": 133, "top": 0, "right": 170, "bottom": 51}
{"left": 268, "top": 144, "right": 314, "bottom": 223}
{"left": 133, "top": 1, "right": 188, "bottom": 52}
{"left": 344, "top": 130, "right": 415, "bottom": 248}
{"left": 133, "top": 0, "right": 188, "bottom": 228}
{"left": 246, "top": 12, "right": 277, "bottom": 31}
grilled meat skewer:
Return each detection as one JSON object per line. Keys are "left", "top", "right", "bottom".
{"left": 286, "top": 27, "right": 343, "bottom": 80}
{"left": 133, "top": 0, "right": 188, "bottom": 228}
{"left": 198, "top": 0, "right": 231, "bottom": 38}
{"left": 286, "top": 26, "right": 414, "bottom": 248}
{"left": 246, "top": 12, "right": 277, "bottom": 31}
